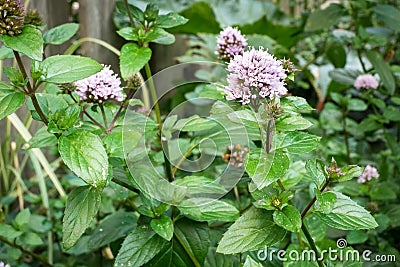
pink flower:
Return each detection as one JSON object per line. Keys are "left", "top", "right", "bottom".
{"left": 225, "top": 47, "right": 287, "bottom": 105}
{"left": 74, "top": 65, "right": 123, "bottom": 103}
{"left": 216, "top": 26, "right": 247, "bottom": 61}
{"left": 357, "top": 165, "right": 379, "bottom": 183}
{"left": 354, "top": 74, "right": 379, "bottom": 90}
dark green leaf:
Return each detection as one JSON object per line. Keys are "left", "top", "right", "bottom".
{"left": 120, "top": 43, "right": 152, "bottom": 80}
{"left": 373, "top": 4, "right": 400, "bottom": 32}
{"left": 346, "top": 230, "right": 368, "bottom": 244}
{"left": 366, "top": 50, "right": 395, "bottom": 94}
{"left": 204, "top": 247, "right": 234, "bottom": 267}
{"left": 115, "top": 226, "right": 169, "bottom": 267}
{"left": 370, "top": 183, "right": 397, "bottom": 201}
{"left": 157, "top": 12, "right": 188, "bottom": 28}
{"left": 63, "top": 186, "right": 102, "bottom": 249}
{"left": 88, "top": 211, "right": 137, "bottom": 250}
{"left": 1, "top": 25, "right": 43, "bottom": 61}
{"left": 150, "top": 215, "right": 174, "bottom": 241}
{"left": 305, "top": 4, "right": 346, "bottom": 32}
{"left": 58, "top": 130, "right": 108, "bottom": 189}
{"left": 217, "top": 208, "right": 287, "bottom": 254}
{"left": 0, "top": 82, "right": 25, "bottom": 120}
{"left": 383, "top": 106, "right": 400, "bottom": 122}
{"left": 43, "top": 23, "right": 79, "bottom": 45}
{"left": 328, "top": 69, "right": 360, "bottom": 86}
{"left": 116, "top": 1, "right": 144, "bottom": 22}
{"left": 40, "top": 55, "right": 103, "bottom": 83}
{"left": 178, "top": 198, "right": 239, "bottom": 222}
{"left": 275, "top": 132, "right": 320, "bottom": 154}
{"left": 245, "top": 149, "right": 290, "bottom": 189}
{"left": 273, "top": 205, "right": 302, "bottom": 232}
{"left": 315, "top": 192, "right": 378, "bottom": 230}
{"left": 3, "top": 67, "right": 26, "bottom": 86}
{"left": 326, "top": 43, "right": 346, "bottom": 68}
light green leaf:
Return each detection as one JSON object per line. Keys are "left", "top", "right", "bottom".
{"left": 40, "top": 55, "right": 103, "bottom": 83}
{"left": 373, "top": 4, "right": 400, "bottom": 32}
{"left": 334, "top": 165, "right": 363, "bottom": 182}
{"left": 172, "top": 176, "right": 227, "bottom": 196}
{"left": 305, "top": 159, "right": 326, "bottom": 187}
{"left": 117, "top": 27, "right": 139, "bottom": 41}
{"left": 245, "top": 148, "right": 289, "bottom": 189}
{"left": 17, "top": 232, "right": 43, "bottom": 246}
{"left": 366, "top": 50, "right": 395, "bottom": 94}
{"left": 88, "top": 211, "right": 137, "bottom": 250}
{"left": 216, "top": 208, "right": 287, "bottom": 254}
{"left": 173, "top": 115, "right": 218, "bottom": 132}
{"left": 151, "top": 215, "right": 174, "bottom": 241}
{"left": 0, "top": 82, "right": 25, "bottom": 120}
{"left": 43, "top": 23, "right": 79, "bottom": 45}
{"left": 281, "top": 96, "right": 314, "bottom": 113}
{"left": 275, "top": 115, "right": 313, "bottom": 131}
{"left": 243, "top": 255, "right": 263, "bottom": 267}
{"left": 1, "top": 25, "right": 43, "bottom": 61}
{"left": 178, "top": 198, "right": 239, "bottom": 222}
{"left": 273, "top": 205, "right": 302, "bottom": 232}
{"left": 63, "top": 186, "right": 102, "bottom": 249}
{"left": 120, "top": 43, "right": 152, "bottom": 80}
{"left": 58, "top": 130, "right": 108, "bottom": 189}
{"left": 275, "top": 132, "right": 320, "bottom": 154}
{"left": 328, "top": 68, "right": 360, "bottom": 85}
{"left": 315, "top": 192, "right": 378, "bottom": 230}
{"left": 346, "top": 230, "right": 368, "bottom": 245}
{"left": 305, "top": 4, "right": 346, "bottom": 32}
{"left": 157, "top": 12, "right": 188, "bottom": 28}
{"left": 314, "top": 190, "right": 337, "bottom": 214}
{"left": 0, "top": 224, "right": 23, "bottom": 240}
{"left": 13, "top": 209, "right": 31, "bottom": 229}
{"left": 114, "top": 227, "right": 169, "bottom": 267}
{"left": 347, "top": 99, "right": 367, "bottom": 111}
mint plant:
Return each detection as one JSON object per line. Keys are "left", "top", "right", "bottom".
{"left": 0, "top": 0, "right": 391, "bottom": 266}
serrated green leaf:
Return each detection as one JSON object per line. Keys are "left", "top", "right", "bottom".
{"left": 151, "top": 215, "right": 174, "bottom": 241}
{"left": 58, "top": 130, "right": 108, "bottom": 189}
{"left": 245, "top": 148, "right": 289, "bottom": 189}
{"left": 43, "top": 23, "right": 79, "bottom": 45}
{"left": 273, "top": 205, "right": 302, "bottom": 232}
{"left": 275, "top": 132, "right": 320, "bottom": 154}
{"left": 88, "top": 211, "right": 137, "bottom": 250}
{"left": 178, "top": 198, "right": 239, "bottom": 222}
{"left": 217, "top": 208, "right": 287, "bottom": 254}
{"left": 115, "top": 226, "right": 168, "bottom": 267}
{"left": 0, "top": 82, "right": 25, "bottom": 120}
{"left": 40, "top": 55, "right": 102, "bottom": 83}
{"left": 3, "top": 67, "right": 25, "bottom": 86}
{"left": 172, "top": 176, "right": 227, "bottom": 196}
{"left": 243, "top": 255, "right": 263, "bottom": 267}
{"left": 306, "top": 159, "right": 326, "bottom": 187}
{"left": 335, "top": 165, "right": 363, "bottom": 182}
{"left": 366, "top": 50, "right": 395, "bottom": 94}
{"left": 62, "top": 186, "right": 102, "bottom": 249}
{"left": 1, "top": 25, "right": 43, "bottom": 61}
{"left": 157, "top": 12, "right": 188, "bottom": 28}
{"left": 315, "top": 192, "right": 378, "bottom": 230}
{"left": 281, "top": 96, "right": 314, "bottom": 113}
{"left": 314, "top": 190, "right": 336, "bottom": 214}
{"left": 275, "top": 115, "right": 313, "bottom": 131}
{"left": 120, "top": 43, "right": 151, "bottom": 80}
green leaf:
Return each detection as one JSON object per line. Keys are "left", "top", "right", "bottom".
{"left": 58, "top": 130, "right": 108, "bottom": 189}
{"left": 314, "top": 190, "right": 337, "bottom": 214}
{"left": 0, "top": 82, "right": 25, "bottom": 120}
{"left": 275, "top": 132, "right": 320, "bottom": 154}
{"left": 116, "top": 1, "right": 144, "bottom": 22}
{"left": 281, "top": 96, "right": 314, "bottom": 113}
{"left": 13, "top": 209, "right": 31, "bottom": 229}
{"left": 243, "top": 255, "right": 263, "bottom": 267}
{"left": 348, "top": 99, "right": 367, "bottom": 111}
{"left": 370, "top": 183, "right": 397, "bottom": 201}
{"left": 120, "top": 43, "right": 152, "bottom": 80}
{"left": 1, "top": 25, "right": 43, "bottom": 61}
{"left": 17, "top": 232, "right": 43, "bottom": 246}
{"left": 366, "top": 50, "right": 395, "bottom": 94}
{"left": 103, "top": 130, "right": 141, "bottom": 159}
{"left": 173, "top": 115, "right": 218, "bottom": 132}
{"left": 63, "top": 186, "right": 102, "bottom": 250}
{"left": 346, "top": 230, "right": 368, "bottom": 245}
{"left": 315, "top": 192, "right": 378, "bottom": 230}
{"left": 383, "top": 106, "right": 400, "bottom": 122}
{"left": 0, "top": 45, "right": 14, "bottom": 59}
{"left": 40, "top": 55, "right": 102, "bottom": 83}
{"left": 150, "top": 215, "right": 174, "bottom": 241}
{"left": 3, "top": 67, "right": 26, "bottom": 86}
{"left": 216, "top": 208, "right": 287, "bottom": 254}
{"left": 178, "top": 198, "right": 239, "bottom": 222}
{"left": 172, "top": 176, "right": 227, "bottom": 196}
{"left": 115, "top": 227, "right": 169, "bottom": 267}
{"left": 144, "top": 27, "right": 175, "bottom": 45}
{"left": 26, "top": 93, "right": 68, "bottom": 121}
{"left": 305, "top": 4, "right": 346, "bottom": 32}
{"left": 273, "top": 205, "right": 302, "bottom": 232}
{"left": 326, "top": 43, "right": 346, "bottom": 68}
{"left": 306, "top": 159, "right": 326, "bottom": 187}
{"left": 245, "top": 148, "right": 289, "bottom": 189}
{"left": 275, "top": 115, "right": 313, "bottom": 131}
{"left": 43, "top": 23, "right": 79, "bottom": 45}
{"left": 328, "top": 69, "right": 360, "bottom": 85}
{"left": 373, "top": 4, "right": 400, "bottom": 32}
{"left": 157, "top": 12, "right": 188, "bottom": 28}
{"left": 88, "top": 211, "right": 137, "bottom": 250}
{"left": 0, "top": 224, "right": 23, "bottom": 240}
{"left": 334, "top": 165, "right": 363, "bottom": 182}
{"left": 117, "top": 27, "right": 139, "bottom": 41}
{"left": 204, "top": 247, "right": 234, "bottom": 267}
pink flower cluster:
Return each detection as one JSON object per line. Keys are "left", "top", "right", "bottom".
{"left": 74, "top": 65, "right": 123, "bottom": 103}
{"left": 354, "top": 74, "right": 379, "bottom": 90}
{"left": 357, "top": 165, "right": 379, "bottom": 184}
{"left": 225, "top": 47, "right": 287, "bottom": 105}
{"left": 216, "top": 26, "right": 247, "bottom": 61}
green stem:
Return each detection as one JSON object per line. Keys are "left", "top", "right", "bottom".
{"left": 302, "top": 224, "right": 325, "bottom": 267}
{"left": 144, "top": 63, "right": 173, "bottom": 181}
{"left": 0, "top": 235, "right": 53, "bottom": 266}
{"left": 106, "top": 89, "right": 136, "bottom": 134}
{"left": 301, "top": 180, "right": 330, "bottom": 219}
{"left": 64, "top": 37, "right": 121, "bottom": 56}
{"left": 99, "top": 103, "right": 108, "bottom": 128}
{"left": 342, "top": 110, "right": 351, "bottom": 164}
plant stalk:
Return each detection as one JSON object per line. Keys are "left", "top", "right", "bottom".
{"left": 302, "top": 224, "right": 325, "bottom": 267}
